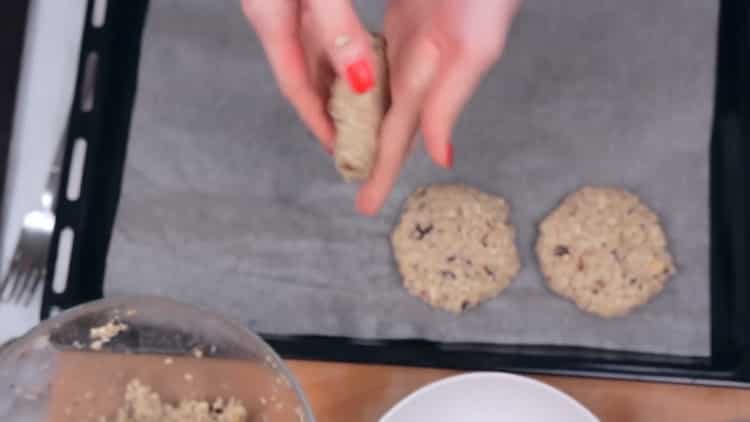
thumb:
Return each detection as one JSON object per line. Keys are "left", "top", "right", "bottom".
{"left": 305, "top": 0, "right": 378, "bottom": 94}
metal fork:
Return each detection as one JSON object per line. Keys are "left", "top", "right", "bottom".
{"left": 0, "top": 137, "right": 65, "bottom": 305}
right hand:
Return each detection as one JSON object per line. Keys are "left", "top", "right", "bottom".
{"left": 356, "top": 0, "right": 521, "bottom": 215}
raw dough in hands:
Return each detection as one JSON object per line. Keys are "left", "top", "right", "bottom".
{"left": 329, "top": 34, "right": 389, "bottom": 182}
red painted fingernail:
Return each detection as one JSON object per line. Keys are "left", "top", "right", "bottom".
{"left": 345, "top": 58, "right": 374, "bottom": 94}
{"left": 444, "top": 144, "right": 454, "bottom": 168}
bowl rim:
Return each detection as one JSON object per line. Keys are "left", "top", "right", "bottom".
{"left": 0, "top": 294, "right": 316, "bottom": 422}
{"left": 379, "top": 371, "right": 598, "bottom": 422}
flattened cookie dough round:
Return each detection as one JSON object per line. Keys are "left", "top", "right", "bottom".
{"left": 391, "top": 184, "right": 521, "bottom": 313}
{"left": 536, "top": 186, "right": 676, "bottom": 318}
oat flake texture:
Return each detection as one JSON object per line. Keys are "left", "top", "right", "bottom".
{"left": 108, "top": 379, "right": 248, "bottom": 422}
{"left": 329, "top": 34, "right": 389, "bottom": 182}
{"left": 391, "top": 184, "right": 521, "bottom": 313}
{"left": 536, "top": 186, "right": 676, "bottom": 318}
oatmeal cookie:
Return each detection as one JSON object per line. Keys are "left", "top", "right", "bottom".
{"left": 536, "top": 186, "right": 676, "bottom": 317}
{"left": 391, "top": 184, "right": 520, "bottom": 313}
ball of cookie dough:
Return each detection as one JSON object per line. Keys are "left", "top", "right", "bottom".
{"left": 536, "top": 186, "right": 676, "bottom": 318}
{"left": 328, "top": 34, "right": 389, "bottom": 182}
{"left": 391, "top": 184, "right": 521, "bottom": 313}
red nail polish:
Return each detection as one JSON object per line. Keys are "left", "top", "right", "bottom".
{"left": 345, "top": 59, "right": 374, "bottom": 94}
{"left": 445, "top": 144, "right": 454, "bottom": 168}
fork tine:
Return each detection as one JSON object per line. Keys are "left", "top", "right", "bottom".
{"left": 25, "top": 268, "right": 44, "bottom": 306}
{"left": 22, "top": 268, "right": 44, "bottom": 306}
{"left": 0, "top": 267, "right": 16, "bottom": 301}
{"left": 10, "top": 263, "right": 33, "bottom": 303}
{"left": 10, "top": 268, "right": 29, "bottom": 303}
{"left": 0, "top": 251, "right": 20, "bottom": 299}
{"left": 7, "top": 264, "right": 25, "bottom": 301}
{"left": 13, "top": 268, "right": 33, "bottom": 304}
{"left": 18, "top": 268, "right": 41, "bottom": 304}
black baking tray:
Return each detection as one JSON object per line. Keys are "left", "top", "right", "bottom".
{"left": 39, "top": 0, "right": 750, "bottom": 386}
{"left": 0, "top": 0, "right": 30, "bottom": 265}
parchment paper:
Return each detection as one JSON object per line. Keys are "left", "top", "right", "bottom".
{"left": 105, "top": 0, "right": 716, "bottom": 356}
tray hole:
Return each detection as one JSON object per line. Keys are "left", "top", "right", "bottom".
{"left": 91, "top": 0, "right": 107, "bottom": 28}
{"left": 80, "top": 52, "right": 99, "bottom": 112}
{"left": 52, "top": 227, "right": 74, "bottom": 294}
{"left": 66, "top": 138, "right": 87, "bottom": 201}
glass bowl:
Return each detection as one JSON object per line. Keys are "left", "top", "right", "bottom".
{"left": 0, "top": 295, "right": 314, "bottom": 422}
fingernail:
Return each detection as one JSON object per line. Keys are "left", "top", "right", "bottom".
{"left": 345, "top": 58, "right": 374, "bottom": 94}
{"left": 444, "top": 144, "right": 454, "bottom": 169}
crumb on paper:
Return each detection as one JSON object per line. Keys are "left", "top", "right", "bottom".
{"left": 89, "top": 318, "right": 129, "bottom": 350}
{"left": 164, "top": 357, "right": 174, "bottom": 365}
{"left": 184, "top": 373, "right": 194, "bottom": 382}
{"left": 14, "top": 386, "right": 40, "bottom": 401}
{"left": 100, "top": 379, "right": 247, "bottom": 422}
{"left": 192, "top": 347, "right": 204, "bottom": 359}
{"left": 295, "top": 406, "right": 305, "bottom": 422}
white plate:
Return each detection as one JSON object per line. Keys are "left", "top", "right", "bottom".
{"left": 380, "top": 372, "right": 598, "bottom": 422}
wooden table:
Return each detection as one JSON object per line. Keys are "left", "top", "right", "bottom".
{"left": 289, "top": 361, "right": 750, "bottom": 422}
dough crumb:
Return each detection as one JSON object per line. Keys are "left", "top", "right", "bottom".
{"left": 89, "top": 318, "right": 129, "bottom": 350}
{"left": 103, "top": 379, "right": 248, "bottom": 422}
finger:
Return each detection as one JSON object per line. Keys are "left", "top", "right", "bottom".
{"left": 305, "top": 0, "right": 378, "bottom": 94}
{"left": 242, "top": 0, "right": 335, "bottom": 150}
{"left": 356, "top": 39, "right": 440, "bottom": 216}
{"left": 420, "top": 57, "right": 490, "bottom": 168}
{"left": 420, "top": 0, "right": 518, "bottom": 167}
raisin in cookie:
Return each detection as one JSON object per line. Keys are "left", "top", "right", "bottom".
{"left": 329, "top": 34, "right": 389, "bottom": 182}
{"left": 536, "top": 186, "right": 676, "bottom": 318}
{"left": 391, "top": 184, "right": 520, "bottom": 313}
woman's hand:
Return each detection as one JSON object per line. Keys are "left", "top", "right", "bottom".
{"left": 242, "top": 0, "right": 378, "bottom": 153}
{"left": 356, "top": 0, "right": 521, "bottom": 215}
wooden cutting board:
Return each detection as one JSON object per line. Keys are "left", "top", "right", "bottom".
{"left": 290, "top": 360, "right": 750, "bottom": 422}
